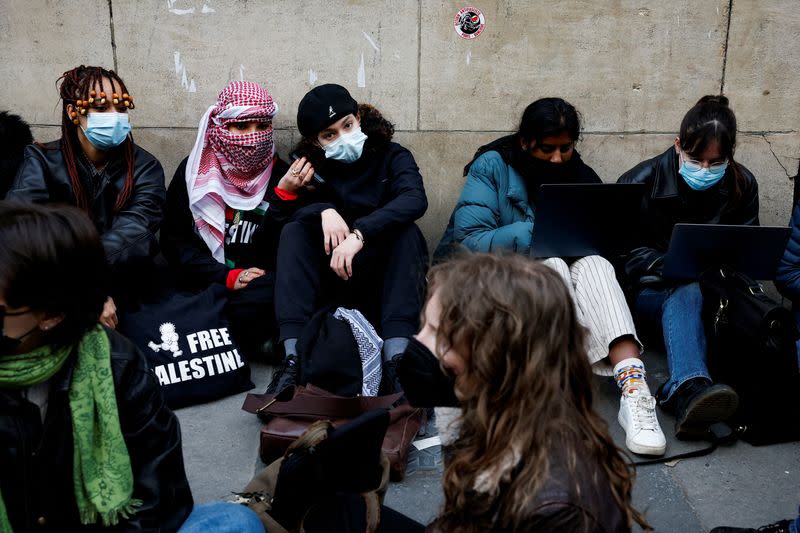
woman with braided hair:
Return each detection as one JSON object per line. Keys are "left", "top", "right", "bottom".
{"left": 8, "top": 65, "right": 166, "bottom": 324}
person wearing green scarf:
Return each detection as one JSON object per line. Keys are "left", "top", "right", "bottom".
{"left": 0, "top": 326, "right": 140, "bottom": 530}
{"left": 0, "top": 201, "right": 193, "bottom": 532}
{"left": 0, "top": 199, "right": 263, "bottom": 532}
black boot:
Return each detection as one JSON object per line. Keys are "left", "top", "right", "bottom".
{"left": 659, "top": 377, "right": 739, "bottom": 439}
{"left": 266, "top": 355, "right": 299, "bottom": 395}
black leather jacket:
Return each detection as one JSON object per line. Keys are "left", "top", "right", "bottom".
{"left": 519, "top": 458, "right": 629, "bottom": 532}
{"left": 431, "top": 450, "right": 629, "bottom": 532}
{"left": 7, "top": 140, "right": 166, "bottom": 269}
{"left": 0, "top": 329, "right": 193, "bottom": 532}
{"left": 616, "top": 147, "right": 759, "bottom": 292}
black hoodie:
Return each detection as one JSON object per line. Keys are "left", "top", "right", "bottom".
{"left": 288, "top": 106, "right": 428, "bottom": 242}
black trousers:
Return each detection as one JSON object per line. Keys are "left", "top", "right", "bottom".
{"left": 275, "top": 220, "right": 429, "bottom": 342}
{"left": 225, "top": 273, "right": 277, "bottom": 360}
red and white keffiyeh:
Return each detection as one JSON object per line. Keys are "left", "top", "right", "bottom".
{"left": 186, "top": 81, "right": 278, "bottom": 263}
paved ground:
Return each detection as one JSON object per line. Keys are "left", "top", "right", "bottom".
{"left": 175, "top": 351, "right": 799, "bottom": 532}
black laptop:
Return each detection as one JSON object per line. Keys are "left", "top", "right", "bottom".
{"left": 662, "top": 223, "right": 791, "bottom": 280}
{"left": 530, "top": 183, "right": 645, "bottom": 258}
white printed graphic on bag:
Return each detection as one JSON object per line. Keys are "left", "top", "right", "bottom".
{"left": 151, "top": 326, "right": 245, "bottom": 386}
{"left": 147, "top": 322, "right": 183, "bottom": 357}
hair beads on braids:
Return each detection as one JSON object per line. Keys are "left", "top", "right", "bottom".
{"left": 57, "top": 65, "right": 135, "bottom": 212}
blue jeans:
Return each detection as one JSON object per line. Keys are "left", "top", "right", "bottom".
{"left": 178, "top": 501, "right": 263, "bottom": 533}
{"left": 635, "top": 282, "right": 710, "bottom": 401}
{"left": 792, "top": 507, "right": 799, "bottom": 533}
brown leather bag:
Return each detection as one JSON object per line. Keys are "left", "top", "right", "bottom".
{"left": 242, "top": 384, "right": 425, "bottom": 481}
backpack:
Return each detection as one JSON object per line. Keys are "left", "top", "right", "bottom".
{"left": 296, "top": 308, "right": 365, "bottom": 397}
{"left": 633, "top": 269, "right": 800, "bottom": 467}
{"left": 700, "top": 268, "right": 800, "bottom": 445}
{"left": 296, "top": 307, "right": 385, "bottom": 397}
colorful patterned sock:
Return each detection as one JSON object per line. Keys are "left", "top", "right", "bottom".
{"left": 613, "top": 358, "right": 650, "bottom": 396}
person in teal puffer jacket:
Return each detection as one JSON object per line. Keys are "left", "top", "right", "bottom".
{"left": 434, "top": 99, "right": 602, "bottom": 257}
{"left": 447, "top": 148, "right": 538, "bottom": 253}
{"left": 434, "top": 98, "right": 666, "bottom": 457}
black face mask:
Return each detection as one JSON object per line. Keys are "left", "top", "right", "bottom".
{"left": 0, "top": 306, "right": 38, "bottom": 355}
{"left": 395, "top": 337, "right": 460, "bottom": 408}
{"left": 511, "top": 150, "right": 577, "bottom": 184}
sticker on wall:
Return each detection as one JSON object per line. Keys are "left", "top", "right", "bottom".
{"left": 454, "top": 7, "right": 485, "bottom": 39}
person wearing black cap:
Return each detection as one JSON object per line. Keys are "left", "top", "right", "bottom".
{"left": 267, "top": 84, "right": 429, "bottom": 395}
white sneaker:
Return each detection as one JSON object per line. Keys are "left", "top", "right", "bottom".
{"left": 618, "top": 389, "right": 666, "bottom": 456}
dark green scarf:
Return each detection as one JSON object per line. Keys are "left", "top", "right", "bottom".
{"left": 0, "top": 326, "right": 140, "bottom": 532}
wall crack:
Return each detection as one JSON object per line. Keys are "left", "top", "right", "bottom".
{"left": 416, "top": 0, "right": 421, "bottom": 131}
{"left": 719, "top": 0, "right": 734, "bottom": 94}
{"left": 761, "top": 134, "right": 793, "bottom": 179}
{"left": 107, "top": 0, "right": 119, "bottom": 72}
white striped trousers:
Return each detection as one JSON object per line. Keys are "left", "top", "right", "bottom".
{"left": 543, "top": 255, "right": 640, "bottom": 376}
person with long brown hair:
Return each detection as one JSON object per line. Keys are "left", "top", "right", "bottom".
{"left": 8, "top": 65, "right": 166, "bottom": 323}
{"left": 399, "top": 253, "right": 649, "bottom": 531}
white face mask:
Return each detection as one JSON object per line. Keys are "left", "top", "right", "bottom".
{"left": 322, "top": 127, "right": 368, "bottom": 163}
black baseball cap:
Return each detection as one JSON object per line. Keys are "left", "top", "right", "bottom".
{"left": 296, "top": 84, "right": 359, "bottom": 138}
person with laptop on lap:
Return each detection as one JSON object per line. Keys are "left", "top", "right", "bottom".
{"left": 434, "top": 97, "right": 666, "bottom": 457}
{"left": 617, "top": 95, "right": 759, "bottom": 439}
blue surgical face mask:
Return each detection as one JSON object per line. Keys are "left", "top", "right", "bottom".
{"left": 322, "top": 127, "right": 368, "bottom": 163}
{"left": 678, "top": 152, "right": 728, "bottom": 191}
{"left": 83, "top": 112, "right": 131, "bottom": 150}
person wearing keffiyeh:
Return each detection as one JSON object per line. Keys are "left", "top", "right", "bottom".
{"left": 161, "top": 81, "right": 316, "bottom": 360}
{"left": 0, "top": 201, "right": 262, "bottom": 532}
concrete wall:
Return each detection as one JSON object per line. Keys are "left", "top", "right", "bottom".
{"left": 2, "top": 0, "right": 798, "bottom": 248}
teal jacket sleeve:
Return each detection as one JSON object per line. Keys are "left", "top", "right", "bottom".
{"left": 452, "top": 155, "right": 532, "bottom": 253}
